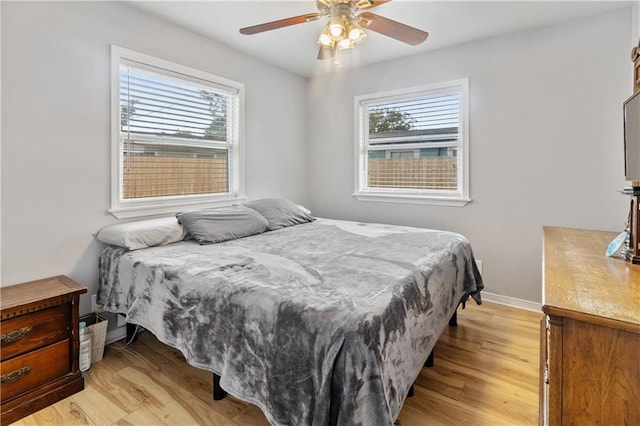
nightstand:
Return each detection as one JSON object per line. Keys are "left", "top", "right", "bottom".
{"left": 0, "top": 275, "right": 87, "bottom": 425}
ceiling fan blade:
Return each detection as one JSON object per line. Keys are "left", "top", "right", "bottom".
{"left": 356, "top": 0, "right": 393, "bottom": 10}
{"left": 358, "top": 12, "right": 428, "bottom": 46}
{"left": 240, "top": 13, "right": 322, "bottom": 35}
{"left": 317, "top": 46, "right": 336, "bottom": 60}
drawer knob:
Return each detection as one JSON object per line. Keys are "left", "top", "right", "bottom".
{"left": 0, "top": 326, "right": 31, "bottom": 343}
{"left": 1, "top": 366, "right": 31, "bottom": 384}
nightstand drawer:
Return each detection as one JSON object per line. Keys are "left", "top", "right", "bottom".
{"left": 0, "top": 304, "right": 70, "bottom": 361}
{"left": 0, "top": 340, "right": 70, "bottom": 401}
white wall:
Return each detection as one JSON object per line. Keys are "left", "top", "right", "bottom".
{"left": 306, "top": 9, "right": 632, "bottom": 304}
{"left": 634, "top": 1, "right": 639, "bottom": 42}
{"left": 0, "top": 2, "right": 308, "bottom": 315}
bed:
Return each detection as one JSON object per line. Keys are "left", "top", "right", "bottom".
{"left": 97, "top": 201, "right": 483, "bottom": 426}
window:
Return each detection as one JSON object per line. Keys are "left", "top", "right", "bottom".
{"left": 354, "top": 79, "right": 469, "bottom": 206}
{"left": 110, "top": 46, "right": 244, "bottom": 218}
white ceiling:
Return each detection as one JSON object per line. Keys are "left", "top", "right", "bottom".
{"left": 128, "top": 0, "right": 632, "bottom": 77}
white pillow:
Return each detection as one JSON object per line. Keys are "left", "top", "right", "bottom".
{"left": 96, "top": 217, "right": 186, "bottom": 250}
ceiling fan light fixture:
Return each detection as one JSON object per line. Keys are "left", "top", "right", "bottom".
{"left": 240, "top": 1, "right": 430, "bottom": 62}
{"left": 337, "top": 38, "right": 353, "bottom": 50}
{"left": 347, "top": 21, "right": 366, "bottom": 43}
{"left": 329, "top": 16, "right": 346, "bottom": 38}
{"left": 318, "top": 30, "right": 334, "bottom": 47}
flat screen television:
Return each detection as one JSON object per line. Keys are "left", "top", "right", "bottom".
{"left": 624, "top": 90, "right": 640, "bottom": 182}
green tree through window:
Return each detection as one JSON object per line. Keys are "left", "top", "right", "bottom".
{"left": 369, "top": 107, "right": 415, "bottom": 133}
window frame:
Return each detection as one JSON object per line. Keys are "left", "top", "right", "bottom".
{"left": 109, "top": 46, "right": 245, "bottom": 219}
{"left": 353, "top": 79, "right": 470, "bottom": 206}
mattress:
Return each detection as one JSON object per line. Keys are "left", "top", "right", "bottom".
{"left": 98, "top": 218, "right": 483, "bottom": 425}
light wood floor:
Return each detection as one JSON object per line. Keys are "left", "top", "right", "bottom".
{"left": 10, "top": 302, "right": 542, "bottom": 425}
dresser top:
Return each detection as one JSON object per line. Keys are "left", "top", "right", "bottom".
{"left": 543, "top": 227, "right": 640, "bottom": 329}
{"left": 1, "top": 275, "right": 87, "bottom": 313}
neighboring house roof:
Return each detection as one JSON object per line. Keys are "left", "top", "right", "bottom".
{"left": 370, "top": 127, "right": 458, "bottom": 145}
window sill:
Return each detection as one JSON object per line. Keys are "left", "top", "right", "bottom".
{"left": 109, "top": 195, "right": 247, "bottom": 219}
{"left": 353, "top": 192, "right": 471, "bottom": 207}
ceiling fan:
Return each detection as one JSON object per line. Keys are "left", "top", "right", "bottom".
{"left": 239, "top": 0, "right": 429, "bottom": 60}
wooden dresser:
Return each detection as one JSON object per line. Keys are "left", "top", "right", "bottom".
{"left": 0, "top": 276, "right": 87, "bottom": 425}
{"left": 540, "top": 227, "right": 640, "bottom": 425}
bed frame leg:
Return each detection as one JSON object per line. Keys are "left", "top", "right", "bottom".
{"left": 449, "top": 310, "right": 458, "bottom": 327}
{"left": 126, "top": 322, "right": 139, "bottom": 343}
{"left": 213, "top": 373, "right": 227, "bottom": 400}
{"left": 425, "top": 349, "right": 434, "bottom": 367}
{"left": 407, "top": 384, "right": 415, "bottom": 398}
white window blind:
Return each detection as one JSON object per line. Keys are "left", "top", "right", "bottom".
{"left": 110, "top": 47, "right": 244, "bottom": 218}
{"left": 355, "top": 79, "right": 470, "bottom": 206}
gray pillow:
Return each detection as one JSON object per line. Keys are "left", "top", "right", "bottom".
{"left": 243, "top": 198, "right": 314, "bottom": 231}
{"left": 176, "top": 205, "right": 269, "bottom": 244}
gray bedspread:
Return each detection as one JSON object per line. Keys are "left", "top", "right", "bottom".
{"left": 98, "top": 218, "right": 483, "bottom": 425}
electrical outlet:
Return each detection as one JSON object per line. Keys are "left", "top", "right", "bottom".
{"left": 476, "top": 260, "right": 483, "bottom": 275}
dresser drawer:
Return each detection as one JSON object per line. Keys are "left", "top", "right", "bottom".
{"left": 0, "top": 340, "right": 71, "bottom": 401}
{"left": 0, "top": 305, "right": 70, "bottom": 361}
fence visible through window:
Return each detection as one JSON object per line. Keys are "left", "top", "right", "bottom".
{"left": 122, "top": 151, "right": 229, "bottom": 199}
{"left": 367, "top": 156, "right": 457, "bottom": 190}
